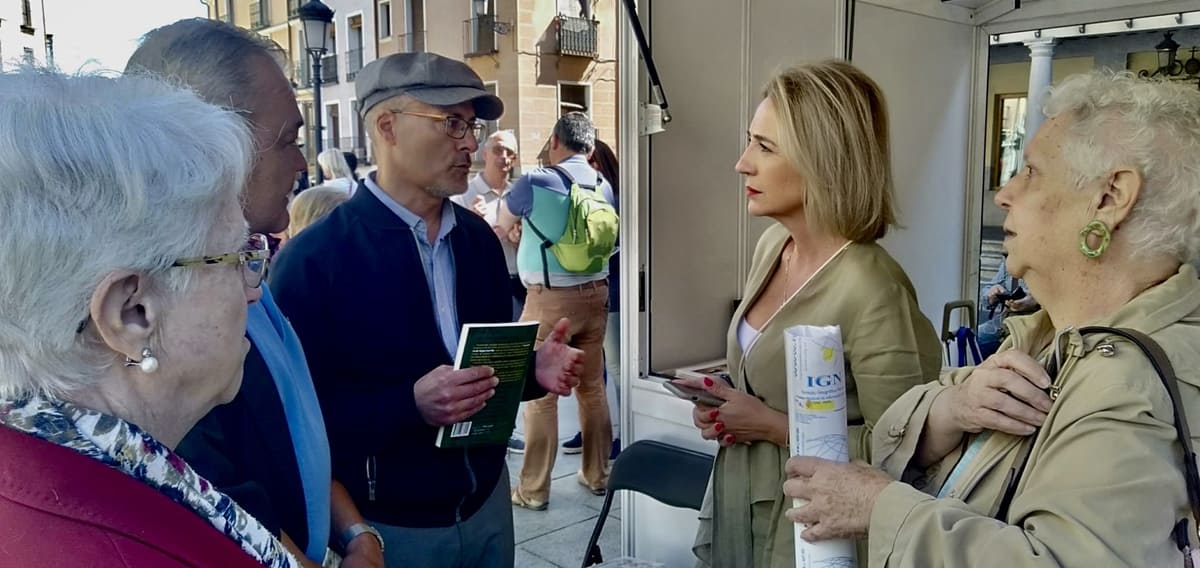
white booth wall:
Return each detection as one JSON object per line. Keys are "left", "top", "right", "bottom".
{"left": 629, "top": 1, "right": 844, "bottom": 564}
{"left": 856, "top": 4, "right": 977, "bottom": 335}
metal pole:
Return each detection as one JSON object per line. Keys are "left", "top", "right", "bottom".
{"left": 312, "top": 51, "right": 325, "bottom": 183}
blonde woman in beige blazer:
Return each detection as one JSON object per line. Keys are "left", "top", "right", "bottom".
{"left": 678, "top": 61, "right": 942, "bottom": 568}
{"left": 784, "top": 71, "right": 1200, "bottom": 567}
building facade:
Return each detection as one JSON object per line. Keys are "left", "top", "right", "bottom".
{"left": 208, "top": 0, "right": 618, "bottom": 176}
{"left": 379, "top": 0, "right": 619, "bottom": 170}
{"left": 0, "top": 0, "right": 53, "bottom": 70}
{"left": 205, "top": 0, "right": 365, "bottom": 175}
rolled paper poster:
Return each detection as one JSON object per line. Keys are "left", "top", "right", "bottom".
{"left": 784, "top": 324, "right": 856, "bottom": 568}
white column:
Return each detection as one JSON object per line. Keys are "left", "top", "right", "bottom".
{"left": 1024, "top": 38, "right": 1058, "bottom": 140}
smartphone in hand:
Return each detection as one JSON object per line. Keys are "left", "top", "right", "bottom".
{"left": 647, "top": 373, "right": 726, "bottom": 406}
{"left": 663, "top": 381, "right": 726, "bottom": 406}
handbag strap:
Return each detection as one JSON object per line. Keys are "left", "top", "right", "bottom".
{"left": 994, "top": 326, "right": 1200, "bottom": 554}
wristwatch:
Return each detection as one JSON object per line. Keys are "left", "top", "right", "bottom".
{"left": 342, "top": 522, "right": 385, "bottom": 553}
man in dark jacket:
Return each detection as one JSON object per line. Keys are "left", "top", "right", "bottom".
{"left": 126, "top": 19, "right": 382, "bottom": 567}
{"left": 269, "top": 52, "right": 581, "bottom": 568}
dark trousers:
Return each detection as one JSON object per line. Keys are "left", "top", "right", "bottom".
{"left": 509, "top": 275, "right": 526, "bottom": 321}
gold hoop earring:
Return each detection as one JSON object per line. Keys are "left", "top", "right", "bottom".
{"left": 1079, "top": 220, "right": 1111, "bottom": 259}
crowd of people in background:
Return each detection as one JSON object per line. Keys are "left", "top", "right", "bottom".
{"left": 3, "top": 13, "right": 1200, "bottom": 568}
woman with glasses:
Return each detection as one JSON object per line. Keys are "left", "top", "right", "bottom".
{"left": 0, "top": 70, "right": 294, "bottom": 567}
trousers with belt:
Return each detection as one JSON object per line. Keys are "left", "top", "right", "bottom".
{"left": 513, "top": 279, "right": 612, "bottom": 504}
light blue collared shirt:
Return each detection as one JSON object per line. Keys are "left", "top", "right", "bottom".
{"left": 364, "top": 174, "right": 460, "bottom": 356}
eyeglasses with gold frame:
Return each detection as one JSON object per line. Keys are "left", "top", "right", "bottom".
{"left": 392, "top": 110, "right": 484, "bottom": 140}
{"left": 172, "top": 233, "right": 271, "bottom": 289}
{"left": 75, "top": 234, "right": 271, "bottom": 334}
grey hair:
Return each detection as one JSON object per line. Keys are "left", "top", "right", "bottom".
{"left": 1045, "top": 70, "right": 1200, "bottom": 266}
{"left": 0, "top": 69, "right": 254, "bottom": 399}
{"left": 125, "top": 18, "right": 288, "bottom": 117}
{"left": 553, "top": 112, "right": 595, "bottom": 154}
{"left": 484, "top": 129, "right": 519, "bottom": 154}
{"left": 317, "top": 148, "right": 354, "bottom": 179}
{"left": 364, "top": 94, "right": 412, "bottom": 153}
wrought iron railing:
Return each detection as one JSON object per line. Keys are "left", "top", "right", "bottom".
{"left": 250, "top": 0, "right": 271, "bottom": 30}
{"left": 294, "top": 61, "right": 312, "bottom": 89}
{"left": 320, "top": 54, "right": 339, "bottom": 84}
{"left": 464, "top": 16, "right": 501, "bottom": 56}
{"left": 396, "top": 31, "right": 426, "bottom": 53}
{"left": 346, "top": 49, "right": 364, "bottom": 81}
{"left": 556, "top": 14, "right": 598, "bottom": 58}
{"left": 320, "top": 137, "right": 368, "bottom": 156}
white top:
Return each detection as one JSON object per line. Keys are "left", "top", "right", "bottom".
{"left": 737, "top": 318, "right": 760, "bottom": 354}
{"left": 452, "top": 173, "right": 517, "bottom": 275}
{"left": 323, "top": 176, "right": 356, "bottom": 195}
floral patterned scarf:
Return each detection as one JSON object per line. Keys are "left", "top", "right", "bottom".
{"left": 0, "top": 394, "right": 299, "bottom": 568}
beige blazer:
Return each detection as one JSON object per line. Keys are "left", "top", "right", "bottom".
{"left": 696, "top": 223, "right": 942, "bottom": 567}
{"left": 869, "top": 264, "right": 1200, "bottom": 567}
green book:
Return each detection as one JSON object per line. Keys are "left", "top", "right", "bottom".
{"left": 435, "top": 321, "right": 540, "bottom": 448}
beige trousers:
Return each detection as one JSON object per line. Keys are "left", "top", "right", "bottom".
{"left": 513, "top": 281, "right": 612, "bottom": 503}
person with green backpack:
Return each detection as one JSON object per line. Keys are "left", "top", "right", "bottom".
{"left": 498, "top": 112, "right": 618, "bottom": 511}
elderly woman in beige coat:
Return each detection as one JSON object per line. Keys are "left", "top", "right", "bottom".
{"left": 784, "top": 70, "right": 1200, "bottom": 567}
{"left": 676, "top": 61, "right": 943, "bottom": 567}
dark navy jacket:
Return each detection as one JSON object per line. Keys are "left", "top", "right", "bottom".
{"left": 269, "top": 183, "right": 542, "bottom": 527}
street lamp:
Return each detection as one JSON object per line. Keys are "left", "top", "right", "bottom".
{"left": 1154, "top": 31, "right": 1182, "bottom": 76}
{"left": 1138, "top": 31, "right": 1200, "bottom": 90}
{"left": 299, "top": 0, "right": 334, "bottom": 182}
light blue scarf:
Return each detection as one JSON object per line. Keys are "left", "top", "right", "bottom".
{"left": 247, "top": 285, "right": 332, "bottom": 562}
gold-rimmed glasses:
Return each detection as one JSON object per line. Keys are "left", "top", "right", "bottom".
{"left": 172, "top": 233, "right": 271, "bottom": 289}
{"left": 75, "top": 234, "right": 272, "bottom": 334}
{"left": 392, "top": 110, "right": 484, "bottom": 140}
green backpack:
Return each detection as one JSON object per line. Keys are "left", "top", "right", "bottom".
{"left": 525, "top": 165, "right": 619, "bottom": 283}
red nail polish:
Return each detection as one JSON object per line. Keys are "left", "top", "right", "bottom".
{"left": 724, "top": 434, "right": 735, "bottom": 444}
{"left": 704, "top": 377, "right": 714, "bottom": 387}
{"left": 714, "top": 422, "right": 724, "bottom": 433}
{"left": 709, "top": 409, "right": 720, "bottom": 420}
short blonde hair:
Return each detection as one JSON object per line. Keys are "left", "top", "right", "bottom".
{"left": 287, "top": 185, "right": 349, "bottom": 238}
{"left": 764, "top": 60, "right": 896, "bottom": 242}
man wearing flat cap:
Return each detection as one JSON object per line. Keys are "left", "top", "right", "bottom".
{"left": 269, "top": 52, "right": 583, "bottom": 567}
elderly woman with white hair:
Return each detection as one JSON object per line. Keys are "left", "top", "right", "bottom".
{"left": 317, "top": 148, "right": 358, "bottom": 194}
{"left": 783, "top": 70, "right": 1200, "bottom": 566}
{"left": 0, "top": 70, "right": 297, "bottom": 567}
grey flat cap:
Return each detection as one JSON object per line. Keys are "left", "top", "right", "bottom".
{"left": 356, "top": 52, "right": 503, "bottom": 120}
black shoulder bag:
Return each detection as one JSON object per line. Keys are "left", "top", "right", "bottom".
{"left": 994, "top": 327, "right": 1200, "bottom": 566}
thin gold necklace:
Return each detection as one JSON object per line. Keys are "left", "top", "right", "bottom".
{"left": 782, "top": 241, "right": 795, "bottom": 290}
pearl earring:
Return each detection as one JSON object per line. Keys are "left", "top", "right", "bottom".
{"left": 123, "top": 347, "right": 159, "bottom": 374}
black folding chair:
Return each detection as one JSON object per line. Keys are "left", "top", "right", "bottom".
{"left": 581, "top": 440, "right": 715, "bottom": 567}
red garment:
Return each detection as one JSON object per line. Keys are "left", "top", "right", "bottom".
{"left": 0, "top": 424, "right": 263, "bottom": 567}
